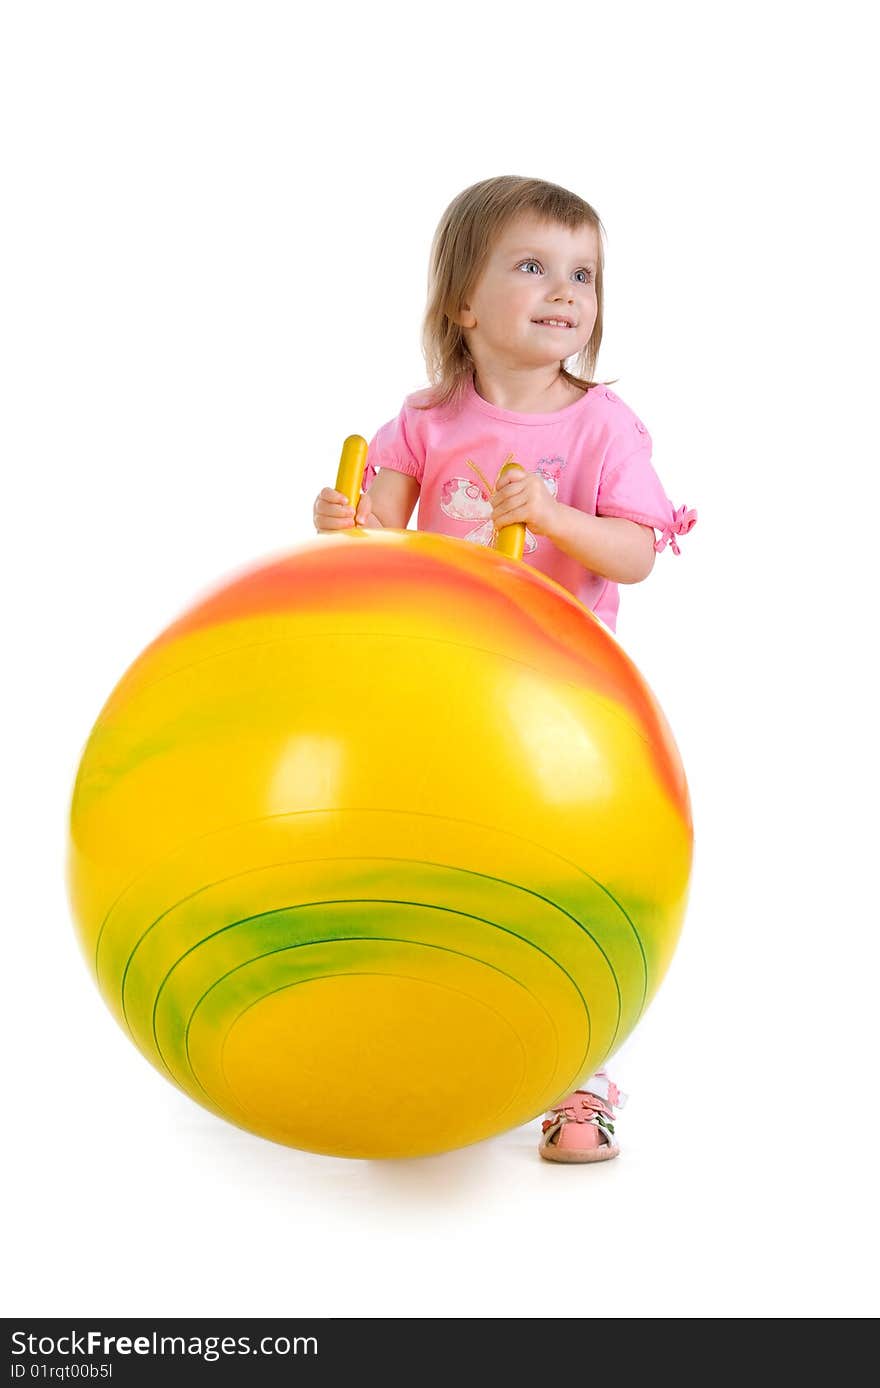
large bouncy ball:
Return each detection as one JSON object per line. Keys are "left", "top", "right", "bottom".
{"left": 68, "top": 447, "right": 692, "bottom": 1159}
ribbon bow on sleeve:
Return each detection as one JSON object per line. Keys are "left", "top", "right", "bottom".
{"left": 654, "top": 504, "right": 698, "bottom": 555}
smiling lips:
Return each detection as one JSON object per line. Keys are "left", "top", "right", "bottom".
{"left": 533, "top": 318, "right": 574, "bottom": 329}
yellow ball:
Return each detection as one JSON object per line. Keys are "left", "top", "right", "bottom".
{"left": 68, "top": 530, "right": 692, "bottom": 1158}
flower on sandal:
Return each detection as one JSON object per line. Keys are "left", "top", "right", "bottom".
{"left": 554, "top": 1092, "right": 616, "bottom": 1124}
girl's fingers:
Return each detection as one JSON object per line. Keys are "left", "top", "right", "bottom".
{"left": 495, "top": 483, "right": 527, "bottom": 505}
{"left": 314, "top": 492, "right": 356, "bottom": 531}
{"left": 315, "top": 499, "right": 355, "bottom": 517}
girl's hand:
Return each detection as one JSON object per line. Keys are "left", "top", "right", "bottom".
{"left": 313, "top": 489, "right": 383, "bottom": 533}
{"left": 490, "top": 467, "right": 559, "bottom": 538}
{"left": 313, "top": 488, "right": 356, "bottom": 532}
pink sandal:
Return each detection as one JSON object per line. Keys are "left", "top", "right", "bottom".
{"left": 538, "top": 1083, "right": 622, "bottom": 1164}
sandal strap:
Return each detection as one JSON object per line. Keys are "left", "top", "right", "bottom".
{"left": 540, "top": 1115, "right": 565, "bottom": 1142}
{"left": 548, "top": 1091, "right": 616, "bottom": 1125}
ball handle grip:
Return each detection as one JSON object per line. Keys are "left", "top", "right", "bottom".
{"left": 333, "top": 435, "right": 526, "bottom": 561}
{"left": 493, "top": 462, "right": 526, "bottom": 562}
{"left": 336, "top": 435, "right": 369, "bottom": 509}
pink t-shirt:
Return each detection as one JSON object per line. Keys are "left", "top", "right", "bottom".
{"left": 364, "top": 375, "right": 696, "bottom": 632}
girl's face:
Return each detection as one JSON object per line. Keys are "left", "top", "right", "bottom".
{"left": 458, "top": 213, "right": 599, "bottom": 371}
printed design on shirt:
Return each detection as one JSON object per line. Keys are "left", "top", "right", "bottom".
{"left": 439, "top": 454, "right": 566, "bottom": 553}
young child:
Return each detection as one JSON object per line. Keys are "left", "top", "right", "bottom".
{"left": 313, "top": 174, "right": 696, "bottom": 1163}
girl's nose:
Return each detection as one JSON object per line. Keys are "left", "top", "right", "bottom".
{"left": 549, "top": 282, "right": 575, "bottom": 302}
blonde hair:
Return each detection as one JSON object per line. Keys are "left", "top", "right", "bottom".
{"left": 414, "top": 175, "right": 609, "bottom": 412}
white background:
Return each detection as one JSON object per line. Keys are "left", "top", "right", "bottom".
{"left": 2, "top": 0, "right": 878, "bottom": 1320}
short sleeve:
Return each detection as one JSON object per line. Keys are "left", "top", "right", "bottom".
{"left": 597, "top": 434, "right": 697, "bottom": 555}
{"left": 363, "top": 400, "right": 425, "bottom": 493}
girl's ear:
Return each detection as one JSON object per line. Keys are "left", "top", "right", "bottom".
{"left": 455, "top": 301, "right": 477, "bottom": 329}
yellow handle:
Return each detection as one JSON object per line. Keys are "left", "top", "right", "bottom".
{"left": 336, "top": 435, "right": 368, "bottom": 509}
{"left": 494, "top": 462, "right": 526, "bottom": 562}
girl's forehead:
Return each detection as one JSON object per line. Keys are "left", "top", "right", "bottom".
{"left": 494, "top": 215, "right": 598, "bottom": 259}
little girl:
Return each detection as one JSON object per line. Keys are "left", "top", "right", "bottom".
{"left": 313, "top": 174, "right": 696, "bottom": 1164}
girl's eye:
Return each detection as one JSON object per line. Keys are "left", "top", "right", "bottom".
{"left": 518, "top": 261, "right": 594, "bottom": 283}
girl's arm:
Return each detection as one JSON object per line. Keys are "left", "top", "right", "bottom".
{"left": 355, "top": 470, "right": 421, "bottom": 530}
{"left": 546, "top": 507, "right": 656, "bottom": 584}
{"left": 490, "top": 469, "right": 655, "bottom": 583}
